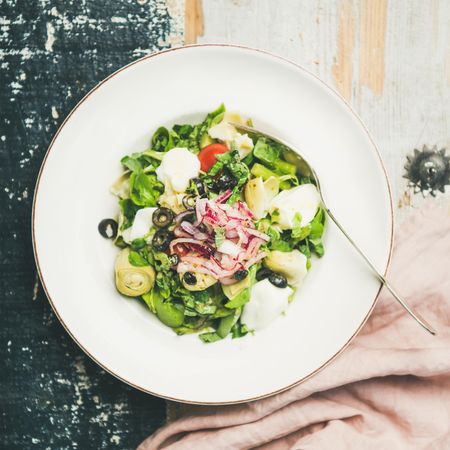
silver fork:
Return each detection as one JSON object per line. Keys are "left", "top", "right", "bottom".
{"left": 232, "top": 122, "right": 436, "bottom": 335}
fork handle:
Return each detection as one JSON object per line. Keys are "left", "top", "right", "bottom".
{"left": 325, "top": 208, "right": 436, "bottom": 335}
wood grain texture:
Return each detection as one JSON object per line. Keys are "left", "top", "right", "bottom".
{"left": 199, "top": 0, "right": 450, "bottom": 218}
{"left": 359, "top": 0, "right": 387, "bottom": 96}
{"left": 332, "top": 0, "right": 355, "bottom": 100}
{"left": 0, "top": 0, "right": 184, "bottom": 448}
{"left": 184, "top": 0, "right": 204, "bottom": 44}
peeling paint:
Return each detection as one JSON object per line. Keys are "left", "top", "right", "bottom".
{"left": 2, "top": 0, "right": 176, "bottom": 447}
{"left": 51, "top": 106, "right": 59, "bottom": 119}
{"left": 111, "top": 16, "right": 127, "bottom": 23}
{"left": 45, "top": 22, "right": 56, "bottom": 52}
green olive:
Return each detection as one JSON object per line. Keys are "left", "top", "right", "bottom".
{"left": 154, "top": 295, "right": 184, "bottom": 328}
{"left": 217, "top": 308, "right": 241, "bottom": 338}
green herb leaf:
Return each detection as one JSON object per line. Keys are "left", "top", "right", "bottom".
{"left": 225, "top": 288, "right": 250, "bottom": 309}
{"left": 196, "top": 103, "right": 226, "bottom": 151}
{"left": 270, "top": 208, "right": 281, "bottom": 223}
{"left": 270, "top": 240, "right": 293, "bottom": 252}
{"left": 298, "top": 240, "right": 311, "bottom": 258}
{"left": 279, "top": 174, "right": 299, "bottom": 187}
{"left": 291, "top": 212, "right": 302, "bottom": 237}
{"left": 151, "top": 126, "right": 174, "bottom": 152}
{"left": 231, "top": 322, "right": 249, "bottom": 339}
{"left": 214, "top": 227, "right": 226, "bottom": 248}
{"left": 182, "top": 289, "right": 218, "bottom": 316}
{"left": 206, "top": 150, "right": 250, "bottom": 203}
{"left": 292, "top": 212, "right": 312, "bottom": 240}
{"left": 199, "top": 332, "right": 223, "bottom": 343}
{"left": 266, "top": 225, "right": 280, "bottom": 241}
{"left": 142, "top": 149, "right": 165, "bottom": 163}
{"left": 173, "top": 124, "right": 194, "bottom": 138}
{"left": 129, "top": 172, "right": 163, "bottom": 207}
{"left": 310, "top": 238, "right": 325, "bottom": 257}
{"left": 128, "top": 251, "right": 149, "bottom": 267}
{"left": 121, "top": 155, "right": 143, "bottom": 173}
{"left": 141, "top": 291, "right": 157, "bottom": 314}
{"left": 130, "top": 238, "right": 146, "bottom": 250}
{"left": 309, "top": 208, "right": 325, "bottom": 239}
{"left": 253, "top": 138, "right": 280, "bottom": 165}
{"left": 153, "top": 251, "right": 173, "bottom": 271}
{"left": 118, "top": 199, "right": 139, "bottom": 229}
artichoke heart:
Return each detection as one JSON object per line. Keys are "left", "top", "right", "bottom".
{"left": 222, "top": 276, "right": 250, "bottom": 300}
{"left": 244, "top": 176, "right": 280, "bottom": 219}
{"left": 181, "top": 272, "right": 217, "bottom": 291}
{"left": 115, "top": 248, "right": 155, "bottom": 297}
{"left": 110, "top": 171, "right": 130, "bottom": 199}
{"left": 158, "top": 190, "right": 187, "bottom": 214}
{"left": 264, "top": 250, "right": 308, "bottom": 286}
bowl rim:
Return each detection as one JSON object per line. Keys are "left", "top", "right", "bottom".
{"left": 31, "top": 43, "right": 394, "bottom": 405}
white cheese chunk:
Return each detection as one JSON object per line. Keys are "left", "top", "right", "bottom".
{"left": 156, "top": 147, "right": 200, "bottom": 192}
{"left": 269, "top": 184, "right": 321, "bottom": 229}
{"left": 242, "top": 279, "right": 293, "bottom": 331}
{"left": 122, "top": 207, "right": 156, "bottom": 243}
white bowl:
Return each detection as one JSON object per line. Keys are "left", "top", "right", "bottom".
{"left": 33, "top": 44, "right": 393, "bottom": 404}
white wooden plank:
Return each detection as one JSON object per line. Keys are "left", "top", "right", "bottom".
{"left": 198, "top": 0, "right": 450, "bottom": 218}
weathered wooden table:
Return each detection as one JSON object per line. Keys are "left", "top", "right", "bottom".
{"left": 1, "top": 1, "right": 448, "bottom": 448}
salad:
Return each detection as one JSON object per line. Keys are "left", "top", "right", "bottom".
{"left": 99, "top": 105, "right": 325, "bottom": 343}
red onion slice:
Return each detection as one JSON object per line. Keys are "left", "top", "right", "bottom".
{"left": 215, "top": 189, "right": 232, "bottom": 203}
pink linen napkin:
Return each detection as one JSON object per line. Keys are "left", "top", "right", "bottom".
{"left": 139, "top": 203, "right": 450, "bottom": 450}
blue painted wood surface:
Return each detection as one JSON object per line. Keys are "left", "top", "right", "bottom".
{"left": 0, "top": 1, "right": 183, "bottom": 448}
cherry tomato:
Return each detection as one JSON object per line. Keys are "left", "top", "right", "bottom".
{"left": 198, "top": 143, "right": 229, "bottom": 172}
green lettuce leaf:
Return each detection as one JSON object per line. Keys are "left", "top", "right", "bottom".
{"left": 151, "top": 126, "right": 174, "bottom": 152}
{"left": 128, "top": 251, "right": 149, "bottom": 267}
{"left": 129, "top": 172, "right": 163, "bottom": 207}
{"left": 253, "top": 138, "right": 280, "bottom": 165}
{"left": 199, "top": 332, "right": 223, "bottom": 343}
{"left": 224, "top": 287, "right": 250, "bottom": 309}
{"left": 231, "top": 321, "right": 249, "bottom": 339}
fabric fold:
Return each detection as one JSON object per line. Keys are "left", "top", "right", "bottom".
{"left": 139, "top": 203, "right": 450, "bottom": 450}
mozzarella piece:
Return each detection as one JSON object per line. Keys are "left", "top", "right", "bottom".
{"left": 242, "top": 279, "right": 293, "bottom": 331}
{"left": 156, "top": 147, "right": 200, "bottom": 192}
{"left": 122, "top": 207, "right": 157, "bottom": 243}
{"left": 269, "top": 184, "right": 321, "bottom": 229}
{"left": 217, "top": 239, "right": 242, "bottom": 258}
